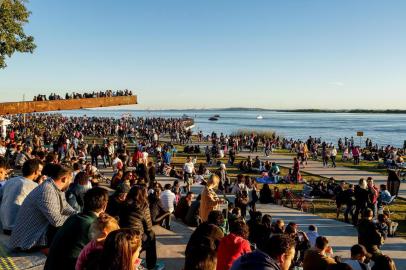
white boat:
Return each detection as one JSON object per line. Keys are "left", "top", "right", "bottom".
{"left": 256, "top": 115, "right": 264, "bottom": 120}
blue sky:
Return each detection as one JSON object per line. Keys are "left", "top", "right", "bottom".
{"left": 1, "top": 0, "right": 405, "bottom": 109}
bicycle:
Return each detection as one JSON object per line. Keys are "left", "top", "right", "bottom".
{"left": 282, "top": 189, "right": 315, "bottom": 214}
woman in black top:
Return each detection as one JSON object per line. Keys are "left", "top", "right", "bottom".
{"left": 353, "top": 178, "right": 370, "bottom": 225}
{"left": 119, "top": 185, "right": 157, "bottom": 269}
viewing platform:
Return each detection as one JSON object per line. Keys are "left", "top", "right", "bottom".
{"left": 0, "top": 95, "right": 137, "bottom": 115}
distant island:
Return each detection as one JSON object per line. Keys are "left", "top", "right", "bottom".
{"left": 85, "top": 107, "right": 406, "bottom": 114}
{"left": 275, "top": 109, "right": 406, "bottom": 114}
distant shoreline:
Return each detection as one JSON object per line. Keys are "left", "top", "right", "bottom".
{"left": 84, "top": 108, "right": 406, "bottom": 114}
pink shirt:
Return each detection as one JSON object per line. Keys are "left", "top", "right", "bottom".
{"left": 75, "top": 240, "right": 103, "bottom": 270}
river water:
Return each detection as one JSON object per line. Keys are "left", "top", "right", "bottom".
{"left": 61, "top": 109, "right": 406, "bottom": 148}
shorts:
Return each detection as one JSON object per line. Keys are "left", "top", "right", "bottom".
{"left": 184, "top": 173, "right": 192, "bottom": 184}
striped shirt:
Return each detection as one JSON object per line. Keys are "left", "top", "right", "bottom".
{"left": 9, "top": 179, "right": 77, "bottom": 250}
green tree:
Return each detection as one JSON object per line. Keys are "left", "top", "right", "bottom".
{"left": 0, "top": 0, "right": 36, "bottom": 69}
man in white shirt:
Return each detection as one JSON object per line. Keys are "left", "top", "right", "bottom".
{"left": 159, "top": 184, "right": 176, "bottom": 230}
{"left": 160, "top": 184, "right": 176, "bottom": 213}
{"left": 183, "top": 156, "right": 195, "bottom": 192}
{"left": 0, "top": 159, "right": 43, "bottom": 235}
{"left": 112, "top": 153, "right": 123, "bottom": 173}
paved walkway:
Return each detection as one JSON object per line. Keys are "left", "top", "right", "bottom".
{"left": 238, "top": 151, "right": 406, "bottom": 197}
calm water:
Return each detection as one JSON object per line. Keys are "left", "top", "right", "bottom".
{"left": 61, "top": 110, "right": 406, "bottom": 148}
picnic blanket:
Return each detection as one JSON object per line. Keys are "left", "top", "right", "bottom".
{"left": 255, "top": 176, "right": 279, "bottom": 184}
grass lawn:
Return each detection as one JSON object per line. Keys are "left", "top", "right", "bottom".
{"left": 273, "top": 149, "right": 387, "bottom": 174}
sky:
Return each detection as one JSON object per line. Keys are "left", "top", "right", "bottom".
{"left": 1, "top": 0, "right": 405, "bottom": 110}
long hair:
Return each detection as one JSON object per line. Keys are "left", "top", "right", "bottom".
{"left": 98, "top": 228, "right": 142, "bottom": 270}
{"left": 126, "top": 185, "right": 148, "bottom": 208}
{"left": 89, "top": 213, "right": 120, "bottom": 240}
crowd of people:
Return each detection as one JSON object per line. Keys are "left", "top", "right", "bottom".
{"left": 32, "top": 89, "right": 133, "bottom": 101}
{"left": 0, "top": 114, "right": 402, "bottom": 270}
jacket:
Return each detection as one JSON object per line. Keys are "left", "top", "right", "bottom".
{"left": 358, "top": 219, "right": 382, "bottom": 248}
{"left": 119, "top": 202, "right": 153, "bottom": 235}
{"left": 354, "top": 185, "right": 369, "bottom": 207}
{"left": 303, "top": 248, "right": 336, "bottom": 270}
{"left": 217, "top": 233, "right": 251, "bottom": 270}
{"left": 199, "top": 186, "right": 219, "bottom": 222}
{"left": 44, "top": 211, "right": 97, "bottom": 270}
{"left": 230, "top": 249, "right": 281, "bottom": 270}
{"left": 174, "top": 196, "right": 191, "bottom": 221}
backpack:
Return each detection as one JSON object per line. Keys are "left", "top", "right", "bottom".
{"left": 236, "top": 190, "right": 249, "bottom": 206}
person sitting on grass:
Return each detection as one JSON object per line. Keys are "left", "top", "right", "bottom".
{"left": 75, "top": 213, "right": 120, "bottom": 270}
{"left": 375, "top": 214, "right": 389, "bottom": 241}
{"left": 383, "top": 211, "right": 398, "bottom": 237}
{"left": 379, "top": 184, "right": 392, "bottom": 205}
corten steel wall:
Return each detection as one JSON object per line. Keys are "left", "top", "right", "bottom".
{"left": 0, "top": 95, "right": 137, "bottom": 115}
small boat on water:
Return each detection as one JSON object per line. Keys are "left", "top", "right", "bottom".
{"left": 209, "top": 117, "right": 219, "bottom": 121}
{"left": 257, "top": 115, "right": 264, "bottom": 120}
{"left": 214, "top": 114, "right": 220, "bottom": 118}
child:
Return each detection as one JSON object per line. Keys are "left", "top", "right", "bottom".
{"left": 172, "top": 180, "right": 182, "bottom": 204}
{"left": 376, "top": 214, "right": 389, "bottom": 241}
{"left": 306, "top": 225, "right": 319, "bottom": 247}
{"left": 383, "top": 211, "right": 399, "bottom": 237}
{"left": 75, "top": 213, "right": 120, "bottom": 270}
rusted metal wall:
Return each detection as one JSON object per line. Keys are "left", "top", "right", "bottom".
{"left": 0, "top": 95, "right": 137, "bottom": 115}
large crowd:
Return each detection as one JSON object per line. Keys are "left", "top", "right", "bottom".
{"left": 0, "top": 115, "right": 401, "bottom": 270}
{"left": 32, "top": 89, "right": 133, "bottom": 101}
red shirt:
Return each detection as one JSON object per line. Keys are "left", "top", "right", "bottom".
{"left": 216, "top": 233, "right": 251, "bottom": 270}
{"left": 132, "top": 150, "right": 143, "bottom": 164}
